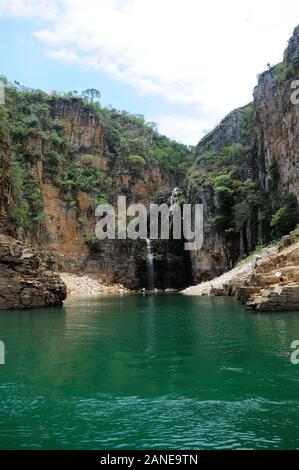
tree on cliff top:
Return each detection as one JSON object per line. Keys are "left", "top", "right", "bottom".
{"left": 82, "top": 88, "right": 101, "bottom": 103}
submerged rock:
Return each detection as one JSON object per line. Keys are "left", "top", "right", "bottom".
{"left": 0, "top": 235, "right": 67, "bottom": 310}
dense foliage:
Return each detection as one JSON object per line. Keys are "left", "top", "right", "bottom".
{"left": 94, "top": 105, "right": 193, "bottom": 174}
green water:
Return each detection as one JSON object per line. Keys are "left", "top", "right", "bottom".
{"left": 0, "top": 294, "right": 299, "bottom": 450}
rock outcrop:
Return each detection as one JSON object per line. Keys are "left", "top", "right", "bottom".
{"left": 187, "top": 104, "right": 258, "bottom": 284}
{"left": 195, "top": 106, "right": 250, "bottom": 155}
{"left": 254, "top": 26, "right": 299, "bottom": 201}
{"left": 0, "top": 235, "right": 66, "bottom": 309}
{"left": 238, "top": 234, "right": 299, "bottom": 312}
{"left": 246, "top": 284, "right": 299, "bottom": 312}
{"left": 230, "top": 231, "right": 299, "bottom": 311}
{"left": 186, "top": 25, "right": 299, "bottom": 287}
{"left": 183, "top": 239, "right": 299, "bottom": 312}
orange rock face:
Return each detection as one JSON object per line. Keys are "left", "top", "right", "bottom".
{"left": 13, "top": 98, "right": 178, "bottom": 286}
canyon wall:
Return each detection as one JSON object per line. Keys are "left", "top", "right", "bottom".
{"left": 0, "top": 93, "right": 188, "bottom": 289}
{"left": 188, "top": 25, "right": 299, "bottom": 284}
{"left": 40, "top": 100, "right": 174, "bottom": 287}
{"left": 187, "top": 105, "right": 259, "bottom": 283}
{"left": 1, "top": 26, "right": 299, "bottom": 291}
{"left": 254, "top": 25, "right": 299, "bottom": 200}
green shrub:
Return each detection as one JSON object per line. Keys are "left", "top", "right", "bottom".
{"left": 240, "top": 105, "right": 254, "bottom": 146}
{"left": 210, "top": 214, "right": 230, "bottom": 232}
{"left": 268, "top": 157, "right": 279, "bottom": 191}
{"left": 0, "top": 107, "right": 9, "bottom": 141}
{"left": 94, "top": 196, "right": 109, "bottom": 206}
{"left": 212, "top": 174, "right": 232, "bottom": 187}
{"left": 85, "top": 235, "right": 102, "bottom": 252}
{"left": 272, "top": 62, "right": 295, "bottom": 83}
{"left": 128, "top": 155, "right": 146, "bottom": 167}
{"left": 271, "top": 194, "right": 299, "bottom": 237}
{"left": 44, "top": 150, "right": 65, "bottom": 178}
{"left": 8, "top": 203, "right": 29, "bottom": 226}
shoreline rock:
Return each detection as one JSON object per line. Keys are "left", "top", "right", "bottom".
{"left": 246, "top": 284, "right": 299, "bottom": 312}
{"left": 181, "top": 246, "right": 277, "bottom": 297}
{"left": 0, "top": 235, "right": 67, "bottom": 310}
{"left": 181, "top": 237, "right": 299, "bottom": 313}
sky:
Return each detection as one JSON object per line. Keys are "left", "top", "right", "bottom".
{"left": 0, "top": 1, "right": 299, "bottom": 145}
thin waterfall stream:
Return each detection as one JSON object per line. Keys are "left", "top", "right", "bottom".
{"left": 146, "top": 238, "right": 155, "bottom": 291}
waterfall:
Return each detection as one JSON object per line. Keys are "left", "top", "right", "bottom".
{"left": 167, "top": 187, "right": 180, "bottom": 290}
{"left": 170, "top": 187, "right": 180, "bottom": 212}
{"left": 169, "top": 187, "right": 180, "bottom": 233}
{"left": 146, "top": 238, "right": 155, "bottom": 291}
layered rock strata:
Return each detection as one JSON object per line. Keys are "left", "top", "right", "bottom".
{"left": 0, "top": 235, "right": 66, "bottom": 310}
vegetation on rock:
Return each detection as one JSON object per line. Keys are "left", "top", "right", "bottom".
{"left": 0, "top": 77, "right": 193, "bottom": 243}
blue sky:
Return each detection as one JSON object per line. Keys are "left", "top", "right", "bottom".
{"left": 0, "top": 18, "right": 159, "bottom": 115}
{"left": 1, "top": 0, "right": 299, "bottom": 144}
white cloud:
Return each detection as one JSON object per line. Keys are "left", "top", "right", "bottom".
{"left": 1, "top": 0, "right": 299, "bottom": 143}
{"left": 0, "top": 0, "right": 60, "bottom": 20}
{"left": 151, "top": 113, "right": 216, "bottom": 146}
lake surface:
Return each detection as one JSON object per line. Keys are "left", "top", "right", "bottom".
{"left": 0, "top": 294, "right": 299, "bottom": 450}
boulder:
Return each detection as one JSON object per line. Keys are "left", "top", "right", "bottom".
{"left": 246, "top": 283, "right": 299, "bottom": 312}
{"left": 251, "top": 255, "right": 262, "bottom": 270}
{"left": 278, "top": 235, "right": 295, "bottom": 252}
{"left": 0, "top": 235, "right": 23, "bottom": 263}
{"left": 0, "top": 236, "right": 67, "bottom": 310}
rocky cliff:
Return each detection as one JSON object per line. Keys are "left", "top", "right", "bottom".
{"left": 1, "top": 26, "right": 299, "bottom": 296}
{"left": 187, "top": 25, "right": 299, "bottom": 285}
{"left": 254, "top": 26, "right": 299, "bottom": 200}
{"left": 0, "top": 235, "right": 66, "bottom": 309}
{"left": 0, "top": 89, "right": 191, "bottom": 289}
{"left": 187, "top": 104, "right": 259, "bottom": 283}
